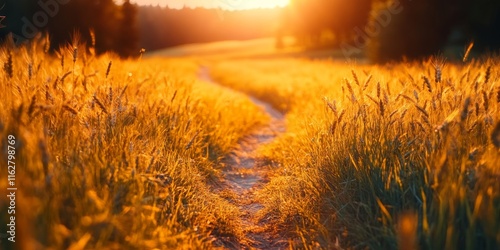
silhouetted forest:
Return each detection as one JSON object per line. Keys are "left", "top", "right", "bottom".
{"left": 366, "top": 0, "right": 500, "bottom": 62}
{"left": 280, "top": 0, "right": 500, "bottom": 61}
{"left": 0, "top": 1, "right": 280, "bottom": 56}
{"left": 1, "top": 0, "right": 499, "bottom": 61}
{"left": 0, "top": 0, "right": 139, "bottom": 58}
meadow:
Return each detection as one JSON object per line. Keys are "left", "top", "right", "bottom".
{"left": 1, "top": 35, "right": 499, "bottom": 250}
{"left": 0, "top": 36, "right": 269, "bottom": 249}
{"left": 210, "top": 57, "right": 500, "bottom": 249}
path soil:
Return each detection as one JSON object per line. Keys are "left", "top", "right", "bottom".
{"left": 199, "top": 67, "right": 287, "bottom": 249}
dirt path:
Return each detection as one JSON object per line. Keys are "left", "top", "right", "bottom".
{"left": 198, "top": 67, "right": 287, "bottom": 249}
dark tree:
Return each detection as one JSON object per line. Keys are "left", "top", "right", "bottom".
{"left": 49, "top": 0, "right": 121, "bottom": 54}
{"left": 0, "top": 0, "right": 140, "bottom": 57}
{"left": 367, "top": 0, "right": 463, "bottom": 62}
{"left": 116, "top": 0, "right": 140, "bottom": 58}
{"left": 0, "top": 0, "right": 38, "bottom": 44}
{"left": 465, "top": 0, "right": 500, "bottom": 51}
{"left": 329, "top": 0, "right": 372, "bottom": 44}
{"left": 367, "top": 0, "right": 500, "bottom": 62}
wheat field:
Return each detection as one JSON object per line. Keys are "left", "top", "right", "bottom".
{"left": 0, "top": 37, "right": 269, "bottom": 249}
{"left": 210, "top": 57, "right": 500, "bottom": 249}
{"left": 1, "top": 37, "right": 500, "bottom": 249}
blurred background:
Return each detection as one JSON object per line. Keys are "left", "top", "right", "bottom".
{"left": 0, "top": 0, "right": 499, "bottom": 62}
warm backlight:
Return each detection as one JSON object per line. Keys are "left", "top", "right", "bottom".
{"left": 130, "top": 0, "right": 289, "bottom": 10}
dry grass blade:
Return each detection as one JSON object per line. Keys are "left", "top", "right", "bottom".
{"left": 106, "top": 61, "right": 112, "bottom": 79}
{"left": 330, "top": 121, "right": 337, "bottom": 134}
{"left": 366, "top": 94, "right": 378, "bottom": 105}
{"left": 93, "top": 94, "right": 108, "bottom": 114}
{"left": 337, "top": 110, "right": 345, "bottom": 124}
{"left": 398, "top": 94, "right": 416, "bottom": 104}
{"left": 63, "top": 104, "right": 78, "bottom": 115}
{"left": 185, "top": 130, "right": 201, "bottom": 150}
{"left": 484, "top": 65, "right": 491, "bottom": 85}
{"left": 415, "top": 104, "right": 429, "bottom": 118}
{"left": 352, "top": 70, "right": 360, "bottom": 86}
{"left": 423, "top": 76, "right": 432, "bottom": 92}
{"left": 118, "top": 85, "right": 128, "bottom": 99}
{"left": 482, "top": 91, "right": 489, "bottom": 112}
{"left": 432, "top": 55, "right": 445, "bottom": 83}
{"left": 3, "top": 50, "right": 13, "bottom": 78}
{"left": 73, "top": 46, "right": 78, "bottom": 64}
{"left": 28, "top": 95, "right": 37, "bottom": 117}
{"left": 324, "top": 98, "right": 338, "bottom": 116}
{"left": 463, "top": 41, "right": 474, "bottom": 62}
{"left": 60, "top": 71, "right": 72, "bottom": 84}
{"left": 363, "top": 75, "right": 372, "bottom": 90}
{"left": 377, "top": 82, "right": 381, "bottom": 98}
{"left": 28, "top": 63, "right": 33, "bottom": 80}
{"left": 461, "top": 97, "right": 471, "bottom": 122}
{"left": 171, "top": 90, "right": 178, "bottom": 103}
{"left": 345, "top": 79, "right": 356, "bottom": 102}
{"left": 379, "top": 100, "right": 385, "bottom": 116}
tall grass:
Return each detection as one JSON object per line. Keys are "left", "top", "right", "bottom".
{"left": 0, "top": 36, "right": 268, "bottom": 249}
{"left": 211, "top": 57, "right": 500, "bottom": 249}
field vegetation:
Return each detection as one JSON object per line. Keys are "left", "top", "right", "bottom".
{"left": 211, "top": 57, "right": 500, "bottom": 249}
{"left": 0, "top": 36, "right": 269, "bottom": 249}
{"left": 1, "top": 34, "right": 500, "bottom": 250}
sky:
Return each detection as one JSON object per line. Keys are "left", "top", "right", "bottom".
{"left": 129, "top": 0, "right": 289, "bottom": 10}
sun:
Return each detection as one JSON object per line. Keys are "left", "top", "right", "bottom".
{"left": 220, "top": 0, "right": 290, "bottom": 10}
{"left": 129, "top": 0, "right": 290, "bottom": 10}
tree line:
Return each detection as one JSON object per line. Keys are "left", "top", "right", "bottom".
{"left": 279, "top": 0, "right": 500, "bottom": 62}
{"left": 0, "top": 0, "right": 139, "bottom": 58}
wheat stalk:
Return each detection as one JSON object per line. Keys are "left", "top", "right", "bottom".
{"left": 28, "top": 63, "right": 33, "bottom": 80}
{"left": 93, "top": 94, "right": 108, "bottom": 114}
{"left": 460, "top": 97, "right": 471, "bottom": 122}
{"left": 62, "top": 104, "right": 78, "bottom": 115}
{"left": 422, "top": 76, "right": 432, "bottom": 93}
{"left": 432, "top": 55, "right": 445, "bottom": 83}
{"left": 482, "top": 91, "right": 489, "bottom": 112}
{"left": 484, "top": 65, "right": 491, "bottom": 85}
{"left": 363, "top": 75, "right": 372, "bottom": 91}
{"left": 185, "top": 130, "right": 201, "bottom": 150}
{"left": 352, "top": 70, "right": 360, "bottom": 86}
{"left": 376, "top": 82, "right": 381, "bottom": 99}
{"left": 106, "top": 61, "right": 112, "bottom": 79}
{"left": 463, "top": 41, "right": 474, "bottom": 62}
{"left": 3, "top": 50, "right": 13, "bottom": 78}
{"left": 28, "top": 95, "right": 37, "bottom": 117}
{"left": 415, "top": 104, "right": 429, "bottom": 118}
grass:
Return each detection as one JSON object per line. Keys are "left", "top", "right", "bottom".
{"left": 1, "top": 34, "right": 500, "bottom": 249}
{"left": 0, "top": 36, "right": 269, "bottom": 249}
{"left": 150, "top": 36, "right": 354, "bottom": 61}
{"left": 210, "top": 57, "right": 500, "bottom": 249}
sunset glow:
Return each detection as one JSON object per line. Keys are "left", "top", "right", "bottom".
{"left": 130, "top": 0, "right": 289, "bottom": 10}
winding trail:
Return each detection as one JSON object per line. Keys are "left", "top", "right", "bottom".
{"left": 198, "top": 67, "right": 287, "bottom": 249}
